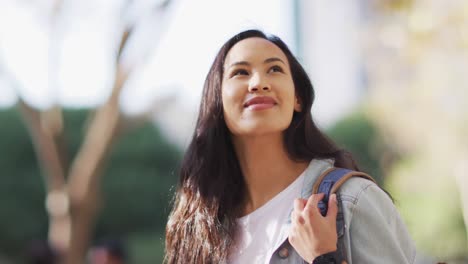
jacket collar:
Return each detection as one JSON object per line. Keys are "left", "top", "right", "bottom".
{"left": 285, "top": 158, "right": 334, "bottom": 226}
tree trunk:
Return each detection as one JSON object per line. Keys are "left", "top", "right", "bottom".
{"left": 65, "top": 83, "right": 124, "bottom": 263}
{"left": 11, "top": 0, "right": 173, "bottom": 261}
{"left": 18, "top": 102, "right": 70, "bottom": 251}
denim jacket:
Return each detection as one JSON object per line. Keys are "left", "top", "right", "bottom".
{"left": 268, "top": 159, "right": 417, "bottom": 264}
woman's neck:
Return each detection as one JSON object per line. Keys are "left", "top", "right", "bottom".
{"left": 232, "top": 133, "right": 309, "bottom": 217}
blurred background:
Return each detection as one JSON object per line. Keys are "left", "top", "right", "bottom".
{"left": 0, "top": 0, "right": 467, "bottom": 263}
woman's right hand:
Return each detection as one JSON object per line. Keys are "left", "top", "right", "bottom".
{"left": 288, "top": 193, "right": 339, "bottom": 263}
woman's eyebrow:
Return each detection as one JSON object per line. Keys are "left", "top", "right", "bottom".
{"left": 227, "top": 57, "right": 285, "bottom": 69}
{"left": 227, "top": 61, "right": 250, "bottom": 69}
{"left": 264, "top": 57, "right": 285, "bottom": 65}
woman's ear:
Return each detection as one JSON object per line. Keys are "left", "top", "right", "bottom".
{"left": 294, "top": 97, "right": 302, "bottom": 112}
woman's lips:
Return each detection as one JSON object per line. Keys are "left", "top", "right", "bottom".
{"left": 243, "top": 96, "right": 277, "bottom": 110}
{"left": 247, "top": 103, "right": 275, "bottom": 110}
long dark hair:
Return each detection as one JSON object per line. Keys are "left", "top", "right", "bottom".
{"left": 164, "top": 29, "right": 359, "bottom": 264}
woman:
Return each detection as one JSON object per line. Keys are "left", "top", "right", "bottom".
{"left": 165, "top": 29, "right": 416, "bottom": 264}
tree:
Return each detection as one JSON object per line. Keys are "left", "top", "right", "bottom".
{"left": 361, "top": 0, "right": 468, "bottom": 259}
{"left": 1, "top": 1, "right": 175, "bottom": 263}
{"left": 0, "top": 108, "right": 181, "bottom": 262}
{"left": 327, "top": 109, "right": 400, "bottom": 186}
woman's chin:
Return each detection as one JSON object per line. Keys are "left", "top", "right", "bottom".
{"left": 231, "top": 125, "right": 288, "bottom": 138}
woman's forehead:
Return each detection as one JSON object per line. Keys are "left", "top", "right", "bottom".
{"left": 224, "top": 37, "right": 288, "bottom": 67}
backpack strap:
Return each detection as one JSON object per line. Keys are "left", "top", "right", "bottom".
{"left": 312, "top": 167, "right": 376, "bottom": 216}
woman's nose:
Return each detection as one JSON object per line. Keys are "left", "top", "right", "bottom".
{"left": 248, "top": 73, "right": 271, "bottom": 92}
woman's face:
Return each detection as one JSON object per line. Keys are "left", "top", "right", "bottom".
{"left": 221, "top": 37, "right": 300, "bottom": 137}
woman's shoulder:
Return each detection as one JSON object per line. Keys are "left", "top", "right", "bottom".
{"left": 337, "top": 175, "right": 391, "bottom": 208}
{"left": 307, "top": 159, "right": 391, "bottom": 208}
{"left": 337, "top": 175, "right": 417, "bottom": 263}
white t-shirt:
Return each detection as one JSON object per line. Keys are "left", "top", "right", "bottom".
{"left": 227, "top": 165, "right": 308, "bottom": 264}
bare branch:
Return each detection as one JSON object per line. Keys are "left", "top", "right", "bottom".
{"left": 17, "top": 99, "right": 66, "bottom": 192}
{"left": 117, "top": 28, "right": 132, "bottom": 63}
{"left": 64, "top": 29, "right": 132, "bottom": 263}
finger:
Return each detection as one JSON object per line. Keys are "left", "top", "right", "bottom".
{"left": 291, "top": 209, "right": 305, "bottom": 225}
{"left": 296, "top": 212, "right": 305, "bottom": 225}
{"left": 290, "top": 210, "right": 297, "bottom": 223}
{"left": 326, "top": 193, "right": 338, "bottom": 220}
{"left": 305, "top": 193, "right": 325, "bottom": 215}
{"left": 294, "top": 198, "right": 306, "bottom": 212}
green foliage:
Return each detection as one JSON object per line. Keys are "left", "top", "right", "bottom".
{"left": 96, "top": 119, "right": 181, "bottom": 237}
{"left": 326, "top": 109, "right": 392, "bottom": 185}
{"left": 328, "top": 109, "right": 468, "bottom": 260}
{"left": 127, "top": 231, "right": 165, "bottom": 263}
{"left": 0, "top": 108, "right": 48, "bottom": 260}
{"left": 387, "top": 155, "right": 468, "bottom": 259}
{"left": 0, "top": 107, "right": 182, "bottom": 261}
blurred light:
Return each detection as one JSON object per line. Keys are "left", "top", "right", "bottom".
{"left": 460, "top": 27, "right": 468, "bottom": 47}
{"left": 0, "top": 3, "right": 53, "bottom": 109}
{"left": 57, "top": 29, "right": 115, "bottom": 107}
{"left": 1, "top": 0, "right": 294, "bottom": 115}
{"left": 379, "top": 24, "right": 407, "bottom": 49}
{"left": 46, "top": 189, "right": 70, "bottom": 216}
{"left": 408, "top": 10, "right": 435, "bottom": 34}
{"left": 0, "top": 77, "right": 18, "bottom": 107}
{"left": 120, "top": 0, "right": 294, "bottom": 116}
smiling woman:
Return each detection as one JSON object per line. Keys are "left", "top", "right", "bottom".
{"left": 222, "top": 37, "right": 300, "bottom": 137}
{"left": 164, "top": 29, "right": 417, "bottom": 264}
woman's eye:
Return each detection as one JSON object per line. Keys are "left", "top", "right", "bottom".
{"left": 269, "top": 65, "right": 284, "bottom": 73}
{"left": 231, "top": 69, "right": 249, "bottom": 77}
